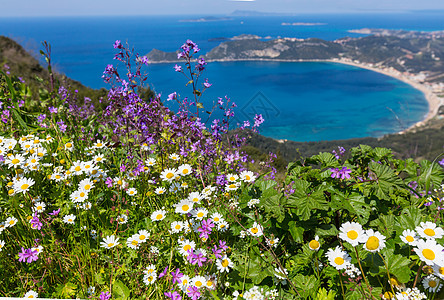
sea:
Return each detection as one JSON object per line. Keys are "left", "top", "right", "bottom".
{"left": 1, "top": 12, "right": 443, "bottom": 141}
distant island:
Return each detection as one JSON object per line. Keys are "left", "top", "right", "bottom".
{"left": 179, "top": 16, "right": 232, "bottom": 22}
{"left": 146, "top": 28, "right": 444, "bottom": 132}
{"left": 282, "top": 22, "right": 327, "bottom": 26}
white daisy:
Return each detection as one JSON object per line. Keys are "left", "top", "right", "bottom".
{"left": 192, "top": 208, "right": 208, "bottom": 220}
{"left": 225, "top": 182, "right": 240, "bottom": 191}
{"left": 217, "top": 220, "right": 229, "bottom": 232}
{"left": 326, "top": 246, "right": 351, "bottom": 270}
{"left": 169, "top": 153, "right": 180, "bottom": 161}
{"left": 0, "top": 240, "right": 5, "bottom": 251}
{"left": 100, "top": 235, "right": 120, "bottom": 249}
{"left": 63, "top": 214, "right": 76, "bottom": 224}
{"left": 178, "top": 275, "right": 191, "bottom": 291}
{"left": 5, "top": 216, "right": 18, "bottom": 227}
{"left": 151, "top": 209, "right": 167, "bottom": 221}
{"left": 226, "top": 174, "right": 239, "bottom": 182}
{"left": 126, "top": 236, "right": 140, "bottom": 249}
{"left": 216, "top": 255, "right": 233, "bottom": 272}
{"left": 240, "top": 170, "right": 256, "bottom": 182}
{"left": 117, "top": 214, "right": 128, "bottom": 224}
{"left": 13, "top": 177, "right": 35, "bottom": 194}
{"left": 154, "top": 187, "right": 166, "bottom": 195}
{"left": 33, "top": 202, "right": 46, "bottom": 213}
{"left": 78, "top": 178, "right": 94, "bottom": 192}
{"left": 338, "top": 221, "right": 365, "bottom": 247}
{"left": 362, "top": 229, "right": 386, "bottom": 253}
{"left": 143, "top": 272, "right": 157, "bottom": 285}
{"left": 248, "top": 222, "right": 263, "bottom": 237}
{"left": 308, "top": 236, "right": 321, "bottom": 251}
{"left": 188, "top": 192, "right": 202, "bottom": 204}
{"left": 23, "top": 290, "right": 38, "bottom": 298}
{"left": 64, "top": 142, "right": 74, "bottom": 151}
{"left": 422, "top": 274, "right": 442, "bottom": 292}
{"left": 146, "top": 157, "right": 156, "bottom": 167}
{"left": 171, "top": 221, "right": 184, "bottom": 233}
{"left": 160, "top": 168, "right": 177, "bottom": 182}
{"left": 178, "top": 164, "right": 192, "bottom": 176}
{"left": 400, "top": 229, "right": 419, "bottom": 246}
{"left": 137, "top": 230, "right": 150, "bottom": 242}
{"left": 191, "top": 275, "right": 206, "bottom": 289}
{"left": 126, "top": 188, "right": 137, "bottom": 196}
{"left": 178, "top": 239, "right": 196, "bottom": 256}
{"left": 416, "top": 221, "right": 444, "bottom": 240}
{"left": 414, "top": 239, "right": 444, "bottom": 265}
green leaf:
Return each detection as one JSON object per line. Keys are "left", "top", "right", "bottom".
{"left": 368, "top": 162, "right": 404, "bottom": 199}
{"left": 419, "top": 160, "right": 444, "bottom": 195}
{"left": 287, "top": 179, "right": 328, "bottom": 220}
{"left": 292, "top": 274, "right": 319, "bottom": 299}
{"left": 312, "top": 152, "right": 340, "bottom": 168}
{"left": 288, "top": 221, "right": 304, "bottom": 243}
{"left": 113, "top": 280, "right": 130, "bottom": 300}
{"left": 395, "top": 206, "right": 422, "bottom": 230}
{"left": 333, "top": 192, "right": 372, "bottom": 224}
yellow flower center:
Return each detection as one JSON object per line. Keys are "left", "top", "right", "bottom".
{"left": 423, "top": 249, "right": 435, "bottom": 260}
{"left": 184, "top": 245, "right": 191, "bottom": 251}
{"left": 347, "top": 230, "right": 358, "bottom": 240}
{"left": 96, "top": 157, "right": 102, "bottom": 161}
{"left": 182, "top": 169, "right": 189, "bottom": 174}
{"left": 140, "top": 235, "right": 146, "bottom": 240}
{"left": 80, "top": 192, "right": 85, "bottom": 197}
{"left": 75, "top": 166, "right": 81, "bottom": 172}
{"left": 222, "top": 259, "right": 229, "bottom": 267}
{"left": 84, "top": 184, "right": 91, "bottom": 190}
{"left": 11, "top": 158, "right": 20, "bottom": 164}
{"left": 68, "top": 219, "right": 73, "bottom": 222}
{"left": 207, "top": 280, "right": 213, "bottom": 287}
{"left": 96, "top": 143, "right": 102, "bottom": 147}
{"left": 182, "top": 205, "right": 189, "bottom": 211}
{"left": 309, "top": 240, "right": 320, "bottom": 249}
{"left": 214, "top": 217, "right": 219, "bottom": 222}
{"left": 156, "top": 214, "right": 163, "bottom": 220}
{"left": 251, "top": 227, "right": 259, "bottom": 234}
{"left": 424, "top": 228, "right": 436, "bottom": 237}
{"left": 195, "top": 281, "right": 202, "bottom": 287}
{"left": 175, "top": 225, "right": 181, "bottom": 230}
{"left": 21, "top": 184, "right": 29, "bottom": 190}
{"left": 8, "top": 189, "right": 14, "bottom": 195}
{"left": 429, "top": 280, "right": 437, "bottom": 288}
{"left": 85, "top": 165, "right": 91, "bottom": 169}
{"left": 92, "top": 170, "right": 98, "bottom": 175}
{"left": 197, "top": 212, "right": 204, "bottom": 218}
{"left": 158, "top": 190, "right": 164, "bottom": 194}
{"left": 166, "top": 173, "right": 174, "bottom": 179}
{"left": 108, "top": 243, "right": 114, "bottom": 248}
{"left": 131, "top": 240, "right": 138, "bottom": 246}
{"left": 334, "top": 257, "right": 345, "bottom": 265}
{"left": 383, "top": 292, "right": 393, "bottom": 299}
{"left": 37, "top": 206, "right": 42, "bottom": 210}
{"left": 37, "top": 152, "right": 43, "bottom": 157}
{"left": 9, "top": 220, "right": 15, "bottom": 225}
{"left": 229, "top": 184, "right": 236, "bottom": 189}
{"left": 406, "top": 235, "right": 414, "bottom": 242}
{"left": 245, "top": 175, "right": 251, "bottom": 180}
{"left": 66, "top": 143, "right": 72, "bottom": 148}
{"left": 366, "top": 236, "right": 380, "bottom": 250}
{"left": 440, "top": 267, "right": 444, "bottom": 275}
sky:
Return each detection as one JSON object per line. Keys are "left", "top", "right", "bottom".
{"left": 2, "top": 0, "right": 444, "bottom": 17}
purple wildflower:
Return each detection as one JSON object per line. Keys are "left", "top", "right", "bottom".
{"left": 49, "top": 208, "right": 60, "bottom": 216}
{"left": 18, "top": 247, "right": 39, "bottom": 263}
{"left": 174, "top": 64, "right": 182, "bottom": 72}
{"left": 159, "top": 266, "right": 168, "bottom": 278}
{"left": 187, "top": 286, "right": 201, "bottom": 300}
{"left": 171, "top": 268, "right": 183, "bottom": 284}
{"left": 113, "top": 40, "right": 122, "bottom": 49}
{"left": 48, "top": 106, "right": 58, "bottom": 114}
{"left": 253, "top": 114, "right": 264, "bottom": 127}
{"left": 203, "top": 79, "right": 212, "bottom": 88}
{"left": 439, "top": 158, "right": 444, "bottom": 167}
{"left": 339, "top": 167, "right": 352, "bottom": 179}
{"left": 212, "top": 245, "right": 222, "bottom": 259}
{"left": 30, "top": 214, "right": 43, "bottom": 230}
{"left": 167, "top": 92, "right": 177, "bottom": 101}
{"left": 165, "top": 291, "right": 182, "bottom": 300}
{"left": 100, "top": 291, "right": 111, "bottom": 300}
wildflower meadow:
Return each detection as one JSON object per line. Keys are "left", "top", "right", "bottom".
{"left": 0, "top": 40, "right": 444, "bottom": 300}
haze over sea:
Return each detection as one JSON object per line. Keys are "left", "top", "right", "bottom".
{"left": 1, "top": 12, "right": 442, "bottom": 141}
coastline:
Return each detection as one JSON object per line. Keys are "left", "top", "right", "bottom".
{"left": 149, "top": 57, "right": 443, "bottom": 134}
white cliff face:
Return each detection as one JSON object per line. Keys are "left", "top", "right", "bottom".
{"left": 242, "top": 48, "right": 281, "bottom": 58}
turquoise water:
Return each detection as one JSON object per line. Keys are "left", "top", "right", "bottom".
{"left": 0, "top": 14, "right": 437, "bottom": 141}
{"left": 148, "top": 61, "right": 428, "bottom": 141}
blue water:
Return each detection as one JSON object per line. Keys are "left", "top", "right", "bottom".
{"left": 0, "top": 13, "right": 441, "bottom": 141}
